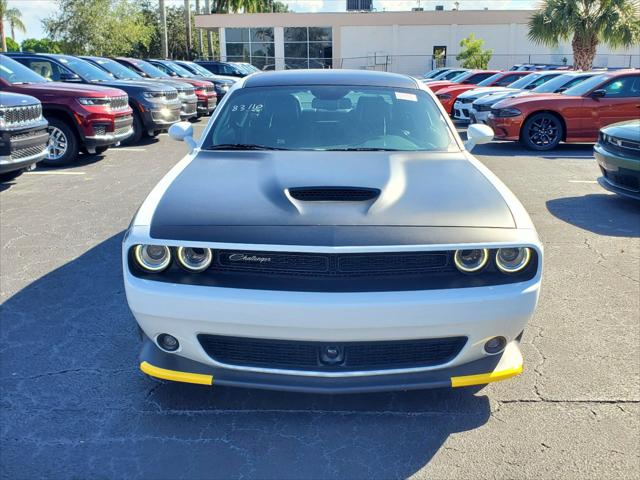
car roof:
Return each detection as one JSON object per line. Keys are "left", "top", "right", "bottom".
{"left": 243, "top": 69, "right": 419, "bottom": 89}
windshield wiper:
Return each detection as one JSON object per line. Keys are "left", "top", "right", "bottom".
{"left": 325, "top": 147, "right": 402, "bottom": 151}
{"left": 203, "top": 143, "right": 289, "bottom": 151}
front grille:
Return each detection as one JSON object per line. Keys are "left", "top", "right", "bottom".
{"left": 198, "top": 335, "right": 467, "bottom": 372}
{"left": 93, "top": 124, "right": 107, "bottom": 136}
{"left": 182, "top": 102, "right": 197, "bottom": 115}
{"left": 179, "top": 87, "right": 195, "bottom": 96}
{"left": 0, "top": 104, "right": 42, "bottom": 126}
{"left": 114, "top": 115, "right": 133, "bottom": 135}
{"left": 11, "top": 144, "right": 45, "bottom": 160}
{"left": 601, "top": 167, "right": 640, "bottom": 191}
{"left": 165, "top": 91, "right": 178, "bottom": 101}
{"left": 204, "top": 85, "right": 215, "bottom": 93}
{"left": 109, "top": 95, "right": 129, "bottom": 111}
{"left": 289, "top": 187, "right": 380, "bottom": 202}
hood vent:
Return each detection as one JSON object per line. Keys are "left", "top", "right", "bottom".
{"left": 288, "top": 187, "right": 380, "bottom": 202}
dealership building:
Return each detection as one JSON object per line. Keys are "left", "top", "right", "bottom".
{"left": 194, "top": 9, "right": 639, "bottom": 73}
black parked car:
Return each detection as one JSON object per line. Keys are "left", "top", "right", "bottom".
{"left": 0, "top": 92, "right": 48, "bottom": 180}
{"left": 149, "top": 59, "right": 235, "bottom": 101}
{"left": 195, "top": 60, "right": 248, "bottom": 78}
{"left": 6, "top": 52, "right": 181, "bottom": 145}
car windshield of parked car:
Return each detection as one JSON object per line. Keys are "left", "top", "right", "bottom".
{"left": 132, "top": 60, "right": 171, "bottom": 78}
{"left": 186, "top": 62, "right": 214, "bottom": 77}
{"left": 561, "top": 74, "right": 608, "bottom": 96}
{"left": 0, "top": 55, "right": 47, "bottom": 84}
{"left": 506, "top": 73, "right": 539, "bottom": 89}
{"left": 205, "top": 85, "right": 457, "bottom": 152}
{"left": 476, "top": 73, "right": 505, "bottom": 86}
{"left": 93, "top": 58, "right": 143, "bottom": 80}
{"left": 531, "top": 73, "right": 589, "bottom": 93}
{"left": 166, "top": 62, "right": 195, "bottom": 77}
{"left": 58, "top": 56, "right": 113, "bottom": 83}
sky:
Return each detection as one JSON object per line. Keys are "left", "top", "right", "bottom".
{"left": 7, "top": 0, "right": 537, "bottom": 45}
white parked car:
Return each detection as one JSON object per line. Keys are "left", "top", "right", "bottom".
{"left": 453, "top": 72, "right": 562, "bottom": 122}
{"left": 123, "top": 70, "right": 543, "bottom": 393}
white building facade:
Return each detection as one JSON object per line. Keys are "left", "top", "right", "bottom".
{"left": 195, "top": 10, "right": 640, "bottom": 74}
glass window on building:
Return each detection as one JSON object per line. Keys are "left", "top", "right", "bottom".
{"left": 226, "top": 27, "right": 275, "bottom": 70}
{"left": 284, "top": 27, "right": 332, "bottom": 70}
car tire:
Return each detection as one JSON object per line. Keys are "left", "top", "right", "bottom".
{"left": 122, "top": 111, "right": 143, "bottom": 145}
{"left": 521, "top": 113, "right": 563, "bottom": 151}
{"left": 43, "top": 118, "right": 79, "bottom": 167}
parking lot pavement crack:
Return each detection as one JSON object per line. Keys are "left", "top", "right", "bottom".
{"left": 528, "top": 324, "right": 547, "bottom": 401}
{"left": 497, "top": 399, "right": 640, "bottom": 405}
{"left": 2, "top": 367, "right": 138, "bottom": 381}
{"left": 583, "top": 237, "right": 639, "bottom": 284}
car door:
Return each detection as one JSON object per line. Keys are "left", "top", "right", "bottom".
{"left": 584, "top": 74, "right": 640, "bottom": 135}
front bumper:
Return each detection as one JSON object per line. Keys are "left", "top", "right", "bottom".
{"left": 0, "top": 120, "right": 49, "bottom": 174}
{"left": 487, "top": 114, "right": 523, "bottom": 141}
{"left": 180, "top": 99, "right": 198, "bottom": 120}
{"left": 84, "top": 114, "right": 134, "bottom": 147}
{"left": 469, "top": 108, "right": 491, "bottom": 125}
{"left": 142, "top": 104, "right": 182, "bottom": 130}
{"left": 453, "top": 101, "right": 472, "bottom": 121}
{"left": 197, "top": 95, "right": 217, "bottom": 115}
{"left": 595, "top": 143, "right": 640, "bottom": 199}
{"left": 139, "top": 336, "right": 524, "bottom": 393}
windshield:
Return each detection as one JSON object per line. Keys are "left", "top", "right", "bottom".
{"left": 447, "top": 71, "right": 474, "bottom": 83}
{"left": 131, "top": 59, "right": 170, "bottom": 78}
{"left": 185, "top": 62, "right": 213, "bottom": 77}
{"left": 91, "top": 57, "right": 142, "bottom": 80}
{"left": 423, "top": 68, "right": 446, "bottom": 79}
{"left": 477, "top": 73, "right": 504, "bottom": 86}
{"left": 0, "top": 55, "right": 46, "bottom": 84}
{"left": 165, "top": 62, "right": 195, "bottom": 77}
{"left": 58, "top": 56, "right": 113, "bottom": 82}
{"left": 440, "top": 70, "right": 467, "bottom": 80}
{"left": 562, "top": 74, "right": 608, "bottom": 96}
{"left": 507, "top": 74, "right": 538, "bottom": 89}
{"left": 533, "top": 73, "right": 587, "bottom": 93}
{"left": 205, "top": 85, "right": 457, "bottom": 152}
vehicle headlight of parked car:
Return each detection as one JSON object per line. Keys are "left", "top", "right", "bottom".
{"left": 78, "top": 97, "right": 111, "bottom": 106}
{"left": 143, "top": 91, "right": 170, "bottom": 102}
{"left": 491, "top": 107, "right": 522, "bottom": 118}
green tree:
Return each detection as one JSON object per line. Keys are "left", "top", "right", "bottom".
{"left": 456, "top": 34, "right": 493, "bottom": 69}
{"left": 21, "top": 38, "right": 63, "bottom": 53}
{"left": 528, "top": 0, "right": 640, "bottom": 70}
{"left": 5, "top": 35, "right": 18, "bottom": 51}
{"left": 0, "top": 1, "right": 26, "bottom": 52}
{"left": 44, "top": 0, "right": 153, "bottom": 56}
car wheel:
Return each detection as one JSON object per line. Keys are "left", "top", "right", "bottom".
{"left": 521, "top": 113, "right": 563, "bottom": 151}
{"left": 122, "top": 111, "right": 143, "bottom": 145}
{"left": 44, "top": 118, "right": 79, "bottom": 167}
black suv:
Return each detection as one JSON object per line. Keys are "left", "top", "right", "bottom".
{"left": 7, "top": 53, "right": 181, "bottom": 145}
{"left": 0, "top": 92, "right": 48, "bottom": 180}
{"left": 195, "top": 61, "right": 248, "bottom": 78}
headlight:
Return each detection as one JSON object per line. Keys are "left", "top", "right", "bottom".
{"left": 134, "top": 245, "right": 171, "bottom": 272}
{"left": 492, "top": 107, "right": 522, "bottom": 117}
{"left": 454, "top": 249, "right": 489, "bottom": 273}
{"left": 143, "top": 91, "right": 166, "bottom": 101}
{"left": 78, "top": 97, "right": 111, "bottom": 106}
{"left": 177, "top": 247, "right": 212, "bottom": 272}
{"left": 437, "top": 94, "right": 452, "bottom": 101}
{"left": 495, "top": 247, "right": 531, "bottom": 273}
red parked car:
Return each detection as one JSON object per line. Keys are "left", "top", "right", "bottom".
{"left": 115, "top": 58, "right": 217, "bottom": 117}
{"left": 488, "top": 70, "right": 640, "bottom": 150}
{"left": 426, "top": 70, "right": 500, "bottom": 93}
{"left": 436, "top": 71, "right": 531, "bottom": 114}
{"left": 0, "top": 54, "right": 133, "bottom": 166}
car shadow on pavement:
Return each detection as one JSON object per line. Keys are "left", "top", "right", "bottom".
{"left": 546, "top": 193, "right": 640, "bottom": 237}
{"left": 473, "top": 141, "right": 595, "bottom": 159}
{"left": 1, "top": 233, "right": 491, "bottom": 479}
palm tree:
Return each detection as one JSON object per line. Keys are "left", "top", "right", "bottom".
{"left": 0, "top": 1, "right": 25, "bottom": 52}
{"left": 528, "top": 0, "right": 640, "bottom": 70}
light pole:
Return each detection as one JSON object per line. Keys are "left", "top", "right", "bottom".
{"left": 184, "top": 0, "right": 192, "bottom": 60}
{"left": 159, "top": 0, "right": 168, "bottom": 58}
{"left": 195, "top": 0, "right": 204, "bottom": 58}
{"left": 205, "top": 0, "right": 214, "bottom": 60}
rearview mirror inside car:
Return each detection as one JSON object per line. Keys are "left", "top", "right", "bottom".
{"left": 465, "top": 124, "right": 494, "bottom": 151}
{"left": 168, "top": 122, "right": 197, "bottom": 153}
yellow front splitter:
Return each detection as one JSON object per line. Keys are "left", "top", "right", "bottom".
{"left": 140, "top": 361, "right": 213, "bottom": 385}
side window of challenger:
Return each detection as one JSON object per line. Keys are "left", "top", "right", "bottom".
{"left": 207, "top": 86, "right": 457, "bottom": 151}
{"left": 602, "top": 76, "right": 640, "bottom": 98}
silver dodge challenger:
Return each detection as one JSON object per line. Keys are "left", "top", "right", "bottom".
{"left": 123, "top": 70, "right": 543, "bottom": 393}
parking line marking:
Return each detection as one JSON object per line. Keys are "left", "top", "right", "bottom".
{"left": 568, "top": 180, "right": 598, "bottom": 184}
{"left": 25, "top": 171, "right": 86, "bottom": 175}
{"left": 113, "top": 148, "right": 147, "bottom": 151}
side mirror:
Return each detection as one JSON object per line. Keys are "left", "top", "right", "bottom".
{"left": 59, "top": 72, "right": 82, "bottom": 82}
{"left": 591, "top": 89, "right": 606, "bottom": 98}
{"left": 168, "top": 122, "right": 197, "bottom": 153}
{"left": 464, "top": 123, "right": 494, "bottom": 151}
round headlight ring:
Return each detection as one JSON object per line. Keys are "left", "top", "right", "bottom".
{"left": 454, "top": 248, "right": 489, "bottom": 273}
{"left": 496, "top": 247, "right": 532, "bottom": 274}
{"left": 134, "top": 244, "right": 171, "bottom": 272}
{"left": 177, "top": 246, "right": 213, "bottom": 272}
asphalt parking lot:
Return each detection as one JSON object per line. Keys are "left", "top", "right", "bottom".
{"left": 1, "top": 119, "right": 639, "bottom": 479}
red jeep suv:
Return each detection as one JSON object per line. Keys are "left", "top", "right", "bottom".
{"left": 0, "top": 54, "right": 133, "bottom": 166}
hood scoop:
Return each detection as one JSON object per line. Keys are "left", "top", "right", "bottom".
{"left": 288, "top": 187, "right": 381, "bottom": 202}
